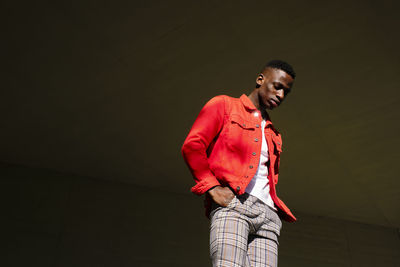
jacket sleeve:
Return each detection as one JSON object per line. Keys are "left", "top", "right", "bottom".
{"left": 181, "top": 95, "right": 226, "bottom": 195}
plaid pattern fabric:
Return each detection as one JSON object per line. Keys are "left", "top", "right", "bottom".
{"left": 209, "top": 193, "right": 282, "bottom": 267}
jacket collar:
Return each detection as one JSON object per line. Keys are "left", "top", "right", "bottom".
{"left": 239, "top": 94, "right": 275, "bottom": 128}
{"left": 240, "top": 94, "right": 257, "bottom": 111}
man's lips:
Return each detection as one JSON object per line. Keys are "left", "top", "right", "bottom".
{"left": 268, "top": 99, "right": 279, "bottom": 108}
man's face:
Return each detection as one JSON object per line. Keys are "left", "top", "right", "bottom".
{"left": 256, "top": 68, "right": 294, "bottom": 110}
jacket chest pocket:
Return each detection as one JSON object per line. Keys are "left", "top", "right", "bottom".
{"left": 271, "top": 135, "right": 283, "bottom": 175}
{"left": 272, "top": 137, "right": 283, "bottom": 155}
{"left": 225, "top": 114, "right": 256, "bottom": 152}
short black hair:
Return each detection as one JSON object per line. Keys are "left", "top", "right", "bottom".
{"left": 264, "top": 60, "right": 296, "bottom": 79}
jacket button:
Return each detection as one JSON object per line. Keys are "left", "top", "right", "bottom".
{"left": 245, "top": 175, "right": 248, "bottom": 178}
{"left": 254, "top": 138, "right": 258, "bottom": 142}
{"left": 256, "top": 124, "right": 260, "bottom": 128}
{"left": 236, "top": 186, "right": 240, "bottom": 192}
{"left": 249, "top": 165, "right": 253, "bottom": 169}
{"left": 242, "top": 123, "right": 246, "bottom": 127}
{"left": 252, "top": 152, "right": 256, "bottom": 156}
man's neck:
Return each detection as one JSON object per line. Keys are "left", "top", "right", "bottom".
{"left": 261, "top": 109, "right": 270, "bottom": 121}
{"left": 247, "top": 91, "right": 270, "bottom": 121}
{"left": 247, "top": 91, "right": 260, "bottom": 110}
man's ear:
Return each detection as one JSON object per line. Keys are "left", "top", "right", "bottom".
{"left": 256, "top": 74, "right": 264, "bottom": 86}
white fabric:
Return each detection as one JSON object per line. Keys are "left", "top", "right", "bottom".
{"left": 245, "top": 119, "right": 277, "bottom": 211}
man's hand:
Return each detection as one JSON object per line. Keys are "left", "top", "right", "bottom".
{"left": 208, "top": 186, "right": 235, "bottom": 207}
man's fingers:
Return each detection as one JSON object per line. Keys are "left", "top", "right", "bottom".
{"left": 222, "top": 195, "right": 235, "bottom": 207}
{"left": 210, "top": 186, "right": 235, "bottom": 207}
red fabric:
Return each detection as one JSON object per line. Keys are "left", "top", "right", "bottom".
{"left": 182, "top": 94, "right": 296, "bottom": 222}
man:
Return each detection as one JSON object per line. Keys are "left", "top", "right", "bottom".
{"left": 181, "top": 60, "right": 297, "bottom": 267}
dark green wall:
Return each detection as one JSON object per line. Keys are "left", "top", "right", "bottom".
{"left": 2, "top": 0, "right": 400, "bottom": 229}
{"left": 2, "top": 0, "right": 400, "bottom": 266}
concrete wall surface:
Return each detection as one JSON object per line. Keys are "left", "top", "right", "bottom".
{"left": 2, "top": 163, "right": 400, "bottom": 267}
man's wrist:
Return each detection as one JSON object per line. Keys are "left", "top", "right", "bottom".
{"left": 207, "top": 185, "right": 220, "bottom": 196}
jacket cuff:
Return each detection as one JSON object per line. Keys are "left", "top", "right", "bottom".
{"left": 191, "top": 177, "right": 221, "bottom": 196}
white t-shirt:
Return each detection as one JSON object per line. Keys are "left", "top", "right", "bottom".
{"left": 245, "top": 119, "right": 277, "bottom": 210}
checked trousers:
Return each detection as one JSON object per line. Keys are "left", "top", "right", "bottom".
{"left": 209, "top": 193, "right": 282, "bottom": 267}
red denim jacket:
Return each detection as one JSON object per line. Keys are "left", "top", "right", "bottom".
{"left": 182, "top": 94, "right": 296, "bottom": 222}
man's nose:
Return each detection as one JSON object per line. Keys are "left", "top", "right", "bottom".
{"left": 276, "top": 89, "right": 285, "bottom": 101}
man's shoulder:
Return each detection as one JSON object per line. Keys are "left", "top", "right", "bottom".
{"left": 206, "top": 95, "right": 241, "bottom": 107}
{"left": 206, "top": 95, "right": 242, "bottom": 113}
